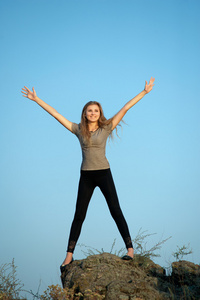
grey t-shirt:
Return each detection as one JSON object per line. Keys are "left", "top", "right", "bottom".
{"left": 71, "top": 122, "right": 113, "bottom": 170}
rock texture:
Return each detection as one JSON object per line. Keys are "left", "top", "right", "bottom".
{"left": 60, "top": 253, "right": 200, "bottom": 300}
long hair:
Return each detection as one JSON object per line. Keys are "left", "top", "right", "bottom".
{"left": 80, "top": 101, "right": 113, "bottom": 142}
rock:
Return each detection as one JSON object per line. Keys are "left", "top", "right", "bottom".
{"left": 171, "top": 260, "right": 200, "bottom": 285}
{"left": 169, "top": 260, "right": 200, "bottom": 299}
{"left": 60, "top": 253, "right": 200, "bottom": 299}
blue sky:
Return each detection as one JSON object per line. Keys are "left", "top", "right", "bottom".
{"left": 0, "top": 0, "right": 200, "bottom": 297}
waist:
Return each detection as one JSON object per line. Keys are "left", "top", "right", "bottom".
{"left": 81, "top": 168, "right": 110, "bottom": 175}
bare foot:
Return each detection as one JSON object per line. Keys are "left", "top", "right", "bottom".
{"left": 127, "top": 248, "right": 134, "bottom": 258}
{"left": 61, "top": 252, "right": 73, "bottom": 266}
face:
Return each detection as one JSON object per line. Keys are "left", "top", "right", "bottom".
{"left": 85, "top": 104, "right": 100, "bottom": 123}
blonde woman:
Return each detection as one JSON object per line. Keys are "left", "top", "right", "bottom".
{"left": 21, "top": 77, "right": 155, "bottom": 272}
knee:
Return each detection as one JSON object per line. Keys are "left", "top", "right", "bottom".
{"left": 110, "top": 207, "right": 123, "bottom": 220}
{"left": 73, "top": 213, "right": 86, "bottom": 225}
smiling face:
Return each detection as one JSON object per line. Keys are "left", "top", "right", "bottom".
{"left": 85, "top": 104, "right": 101, "bottom": 123}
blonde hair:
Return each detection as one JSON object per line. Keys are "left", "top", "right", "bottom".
{"left": 80, "top": 101, "right": 113, "bottom": 142}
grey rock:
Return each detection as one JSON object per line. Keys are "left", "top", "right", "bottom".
{"left": 61, "top": 253, "right": 200, "bottom": 299}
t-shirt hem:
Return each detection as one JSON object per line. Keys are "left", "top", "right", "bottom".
{"left": 81, "top": 167, "right": 110, "bottom": 171}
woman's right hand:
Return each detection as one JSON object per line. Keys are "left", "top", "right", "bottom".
{"left": 21, "top": 86, "right": 73, "bottom": 131}
{"left": 21, "top": 86, "right": 38, "bottom": 101}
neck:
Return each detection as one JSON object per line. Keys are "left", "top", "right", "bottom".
{"left": 88, "top": 122, "right": 99, "bottom": 132}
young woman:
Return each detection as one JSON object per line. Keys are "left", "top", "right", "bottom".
{"left": 21, "top": 77, "right": 155, "bottom": 271}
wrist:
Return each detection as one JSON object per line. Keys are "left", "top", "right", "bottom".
{"left": 143, "top": 89, "right": 148, "bottom": 94}
{"left": 35, "top": 96, "right": 40, "bottom": 103}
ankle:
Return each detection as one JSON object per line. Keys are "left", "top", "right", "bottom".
{"left": 62, "top": 252, "right": 73, "bottom": 265}
{"left": 127, "top": 248, "right": 134, "bottom": 257}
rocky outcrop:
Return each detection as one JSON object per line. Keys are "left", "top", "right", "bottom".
{"left": 60, "top": 253, "right": 200, "bottom": 299}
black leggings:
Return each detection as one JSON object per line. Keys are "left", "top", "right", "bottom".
{"left": 67, "top": 168, "right": 133, "bottom": 253}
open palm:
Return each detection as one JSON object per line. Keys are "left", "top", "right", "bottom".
{"left": 21, "top": 86, "right": 37, "bottom": 101}
{"left": 145, "top": 77, "right": 155, "bottom": 93}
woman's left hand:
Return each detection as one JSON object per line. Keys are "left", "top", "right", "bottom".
{"left": 144, "top": 77, "right": 155, "bottom": 93}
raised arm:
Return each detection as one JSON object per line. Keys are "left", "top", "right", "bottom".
{"left": 111, "top": 77, "right": 155, "bottom": 130}
{"left": 21, "top": 86, "right": 73, "bottom": 132}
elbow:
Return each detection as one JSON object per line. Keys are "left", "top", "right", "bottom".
{"left": 53, "top": 111, "right": 60, "bottom": 119}
{"left": 122, "top": 105, "right": 128, "bottom": 115}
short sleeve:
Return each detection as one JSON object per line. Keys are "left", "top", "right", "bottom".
{"left": 71, "top": 123, "right": 80, "bottom": 136}
{"left": 104, "top": 122, "right": 113, "bottom": 134}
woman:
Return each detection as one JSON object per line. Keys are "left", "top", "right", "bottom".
{"left": 21, "top": 77, "right": 155, "bottom": 271}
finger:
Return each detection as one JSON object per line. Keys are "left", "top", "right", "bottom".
{"left": 21, "top": 91, "right": 27, "bottom": 95}
{"left": 24, "top": 86, "right": 31, "bottom": 92}
{"left": 22, "top": 94, "right": 28, "bottom": 97}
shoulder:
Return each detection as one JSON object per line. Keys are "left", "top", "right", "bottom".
{"left": 71, "top": 123, "right": 81, "bottom": 135}
{"left": 103, "top": 121, "right": 113, "bottom": 133}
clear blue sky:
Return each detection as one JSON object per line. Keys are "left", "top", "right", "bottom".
{"left": 0, "top": 0, "right": 200, "bottom": 297}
